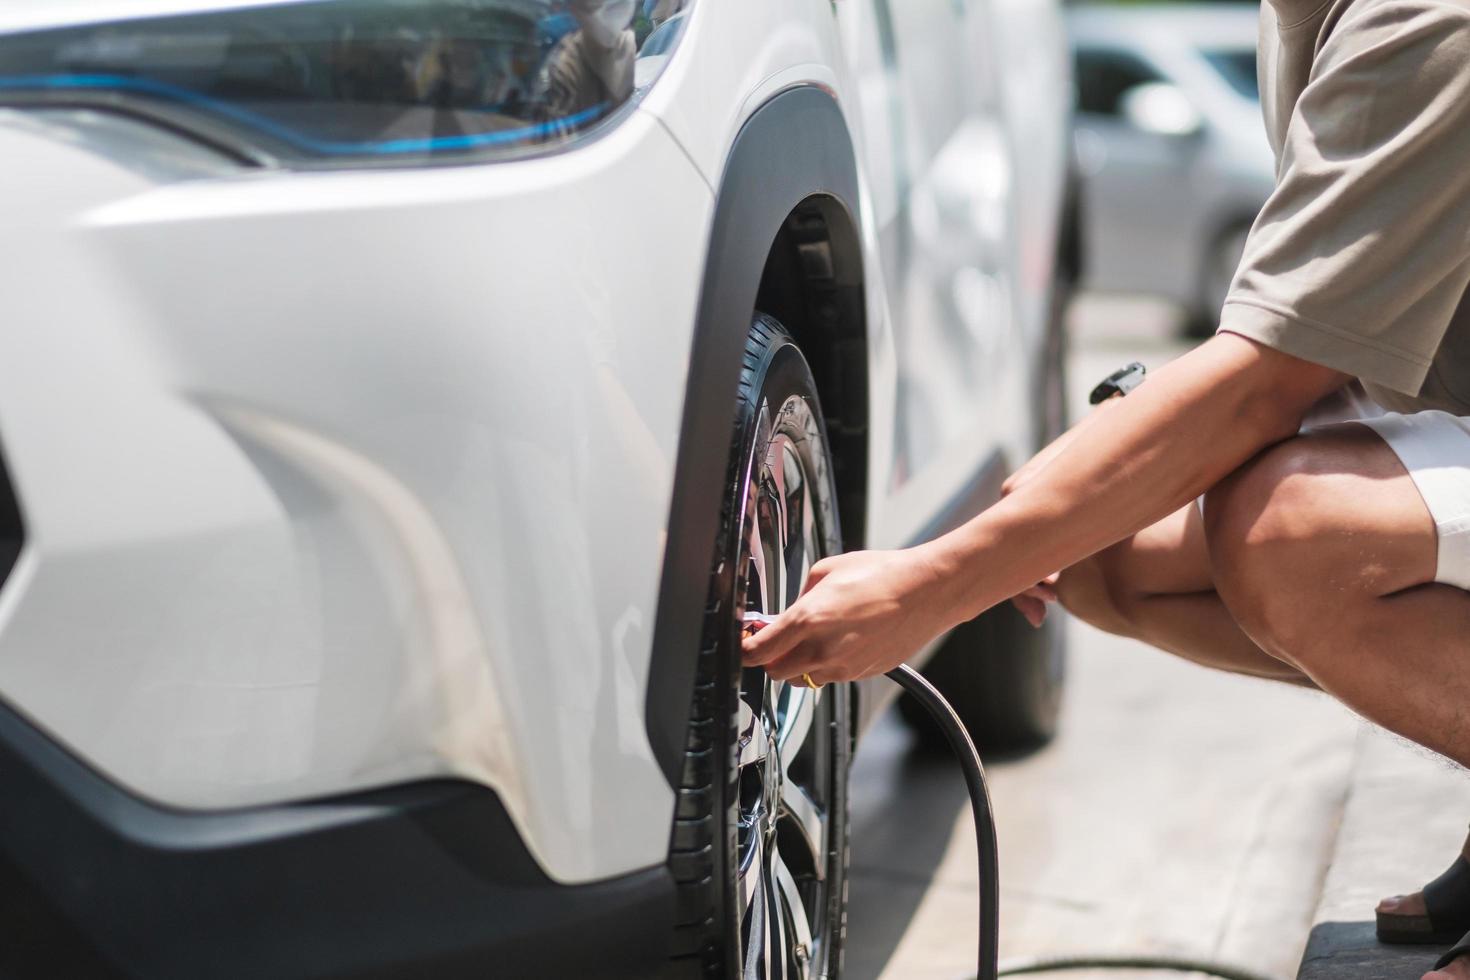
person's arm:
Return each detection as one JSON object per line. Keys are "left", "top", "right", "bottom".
{"left": 742, "top": 332, "right": 1348, "bottom": 683}
{"left": 1002, "top": 391, "right": 1122, "bottom": 498}
{"left": 1001, "top": 387, "right": 1124, "bottom": 625}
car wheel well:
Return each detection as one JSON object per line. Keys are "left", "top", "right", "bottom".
{"left": 754, "top": 195, "right": 869, "bottom": 552}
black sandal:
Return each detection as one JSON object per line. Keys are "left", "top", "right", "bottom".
{"left": 1435, "top": 930, "right": 1470, "bottom": 972}
{"left": 1378, "top": 855, "right": 1470, "bottom": 945}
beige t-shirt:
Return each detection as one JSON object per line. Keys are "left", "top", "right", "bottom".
{"left": 1222, "top": 0, "right": 1470, "bottom": 415}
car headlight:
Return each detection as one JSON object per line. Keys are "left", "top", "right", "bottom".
{"left": 0, "top": 0, "right": 692, "bottom": 168}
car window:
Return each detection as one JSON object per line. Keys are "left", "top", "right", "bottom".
{"left": 1074, "top": 48, "right": 1164, "bottom": 117}
{"left": 1202, "top": 49, "right": 1258, "bottom": 100}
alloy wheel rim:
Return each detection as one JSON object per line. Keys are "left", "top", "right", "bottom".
{"left": 734, "top": 392, "right": 835, "bottom": 980}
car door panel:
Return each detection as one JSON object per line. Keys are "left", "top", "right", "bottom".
{"left": 863, "top": 0, "right": 1020, "bottom": 546}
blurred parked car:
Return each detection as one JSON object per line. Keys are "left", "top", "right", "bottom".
{"left": 1070, "top": 2, "right": 1274, "bottom": 334}
{"left": 0, "top": 0, "right": 1074, "bottom": 977}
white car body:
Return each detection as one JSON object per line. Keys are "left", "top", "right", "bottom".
{"left": 0, "top": 0, "right": 1071, "bottom": 974}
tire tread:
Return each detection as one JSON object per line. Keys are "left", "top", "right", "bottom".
{"left": 666, "top": 315, "right": 787, "bottom": 973}
{"left": 670, "top": 313, "right": 864, "bottom": 976}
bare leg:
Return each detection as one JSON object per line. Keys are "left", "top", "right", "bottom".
{"left": 1203, "top": 424, "right": 1470, "bottom": 977}
{"left": 1057, "top": 504, "right": 1312, "bottom": 685}
{"left": 1205, "top": 424, "right": 1470, "bottom": 765}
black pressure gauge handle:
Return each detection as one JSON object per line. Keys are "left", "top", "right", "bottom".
{"left": 1088, "top": 361, "right": 1147, "bottom": 405}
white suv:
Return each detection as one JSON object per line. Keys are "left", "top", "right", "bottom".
{"left": 0, "top": 1, "right": 1073, "bottom": 977}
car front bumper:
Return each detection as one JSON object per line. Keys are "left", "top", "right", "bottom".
{"left": 0, "top": 693, "right": 677, "bottom": 979}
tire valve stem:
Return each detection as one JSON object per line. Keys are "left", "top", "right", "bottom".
{"left": 742, "top": 611, "right": 777, "bottom": 636}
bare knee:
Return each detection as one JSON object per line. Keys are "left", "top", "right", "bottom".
{"left": 1056, "top": 542, "right": 1149, "bottom": 639}
{"left": 1203, "top": 438, "right": 1355, "bottom": 665}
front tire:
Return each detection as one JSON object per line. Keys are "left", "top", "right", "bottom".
{"left": 669, "top": 315, "right": 851, "bottom": 978}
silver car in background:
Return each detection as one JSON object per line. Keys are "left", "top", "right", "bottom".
{"left": 1070, "top": 2, "right": 1274, "bottom": 334}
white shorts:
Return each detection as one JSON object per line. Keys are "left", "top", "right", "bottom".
{"left": 1302, "top": 385, "right": 1470, "bottom": 591}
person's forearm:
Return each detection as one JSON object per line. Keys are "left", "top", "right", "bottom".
{"left": 920, "top": 334, "right": 1346, "bottom": 627}
{"left": 1002, "top": 394, "right": 1121, "bottom": 496}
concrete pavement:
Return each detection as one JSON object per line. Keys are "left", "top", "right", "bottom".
{"left": 1297, "top": 730, "right": 1470, "bottom": 980}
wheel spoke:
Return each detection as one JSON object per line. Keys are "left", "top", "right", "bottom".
{"left": 745, "top": 405, "right": 780, "bottom": 613}
{"left": 746, "top": 488, "right": 775, "bottom": 614}
{"left": 780, "top": 780, "right": 827, "bottom": 880}
{"left": 742, "top": 844, "right": 768, "bottom": 980}
{"left": 736, "top": 696, "right": 770, "bottom": 770}
{"left": 763, "top": 837, "right": 782, "bottom": 980}
{"left": 766, "top": 837, "right": 796, "bottom": 980}
{"left": 773, "top": 853, "right": 816, "bottom": 978}
{"left": 740, "top": 827, "right": 764, "bottom": 916}
{"left": 779, "top": 443, "right": 812, "bottom": 609}
{"left": 776, "top": 681, "right": 817, "bottom": 775}
{"left": 762, "top": 441, "right": 791, "bottom": 612}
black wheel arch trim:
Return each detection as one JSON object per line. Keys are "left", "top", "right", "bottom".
{"left": 0, "top": 695, "right": 675, "bottom": 979}
{"left": 643, "top": 85, "right": 863, "bottom": 788}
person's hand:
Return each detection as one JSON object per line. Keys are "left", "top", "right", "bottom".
{"left": 741, "top": 547, "right": 959, "bottom": 685}
{"left": 1011, "top": 573, "right": 1058, "bottom": 628}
